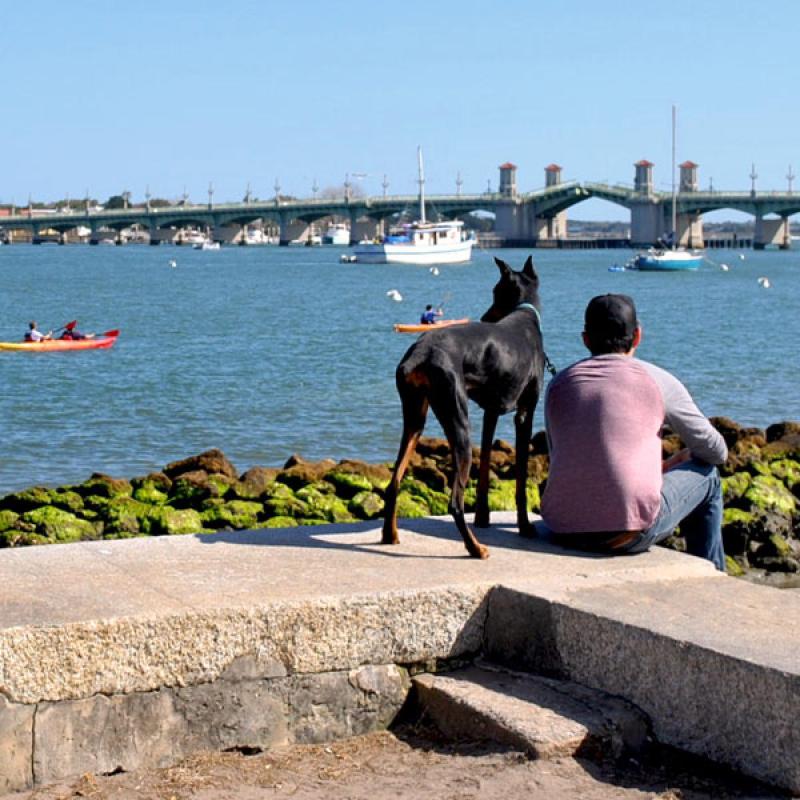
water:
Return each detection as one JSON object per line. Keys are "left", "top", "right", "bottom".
{"left": 0, "top": 244, "right": 796, "bottom": 494}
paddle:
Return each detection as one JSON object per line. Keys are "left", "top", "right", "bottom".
{"left": 54, "top": 320, "right": 77, "bottom": 333}
{"left": 99, "top": 329, "right": 120, "bottom": 338}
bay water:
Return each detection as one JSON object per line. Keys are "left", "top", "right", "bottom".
{"left": 0, "top": 244, "right": 796, "bottom": 494}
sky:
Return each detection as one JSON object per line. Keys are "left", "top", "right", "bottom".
{"left": 1, "top": 0, "right": 799, "bottom": 220}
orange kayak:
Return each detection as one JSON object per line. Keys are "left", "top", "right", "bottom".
{"left": 393, "top": 318, "right": 470, "bottom": 334}
{"left": 0, "top": 331, "right": 120, "bottom": 352}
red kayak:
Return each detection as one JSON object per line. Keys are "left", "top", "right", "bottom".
{"left": 0, "top": 330, "right": 120, "bottom": 352}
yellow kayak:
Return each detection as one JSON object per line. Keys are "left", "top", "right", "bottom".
{"left": 393, "top": 318, "right": 470, "bottom": 334}
{"left": 0, "top": 330, "right": 120, "bottom": 352}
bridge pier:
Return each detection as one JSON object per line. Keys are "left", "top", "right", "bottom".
{"left": 753, "top": 214, "right": 790, "bottom": 250}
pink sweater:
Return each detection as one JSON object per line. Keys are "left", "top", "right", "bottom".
{"left": 541, "top": 356, "right": 665, "bottom": 533}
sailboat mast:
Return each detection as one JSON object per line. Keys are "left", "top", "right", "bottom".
{"left": 671, "top": 105, "right": 677, "bottom": 245}
{"left": 417, "top": 146, "right": 426, "bottom": 224}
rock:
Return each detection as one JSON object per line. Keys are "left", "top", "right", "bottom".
{"left": 100, "top": 496, "right": 153, "bottom": 537}
{"left": 200, "top": 500, "right": 263, "bottom": 530}
{"left": 0, "top": 509, "right": 20, "bottom": 532}
{"left": 232, "top": 466, "right": 279, "bottom": 500}
{"left": 722, "top": 472, "right": 752, "bottom": 506}
{"left": 49, "top": 490, "right": 84, "bottom": 514}
{"left": 163, "top": 449, "right": 238, "bottom": 481}
{"left": 0, "top": 486, "right": 57, "bottom": 514}
{"left": 131, "top": 473, "right": 172, "bottom": 505}
{"left": 75, "top": 473, "right": 133, "bottom": 499}
{"left": 744, "top": 474, "right": 797, "bottom": 516}
{"left": 262, "top": 515, "right": 298, "bottom": 528}
{"left": 400, "top": 478, "right": 449, "bottom": 516}
{"left": 526, "top": 455, "right": 549, "bottom": 485}
{"left": 295, "top": 486, "right": 354, "bottom": 523}
{"left": 277, "top": 458, "right": 337, "bottom": 490}
{"left": 395, "top": 492, "right": 429, "bottom": 519}
{"left": 142, "top": 506, "right": 203, "bottom": 536}
{"left": 169, "top": 471, "right": 233, "bottom": 507}
{"left": 348, "top": 491, "right": 384, "bottom": 519}
{"left": 325, "top": 460, "right": 392, "bottom": 494}
{"left": 415, "top": 437, "right": 451, "bottom": 460}
{"left": 21, "top": 507, "right": 98, "bottom": 543}
{"left": 408, "top": 458, "right": 449, "bottom": 492}
{"left": 263, "top": 492, "right": 308, "bottom": 520}
{"left": 761, "top": 434, "right": 800, "bottom": 462}
{"left": 766, "top": 421, "right": 800, "bottom": 443}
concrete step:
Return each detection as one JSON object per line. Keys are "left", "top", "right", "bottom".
{"left": 412, "top": 662, "right": 650, "bottom": 761}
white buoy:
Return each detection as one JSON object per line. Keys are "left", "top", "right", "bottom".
{"left": 757, "top": 276, "right": 771, "bottom": 288}
{"left": 169, "top": 259, "right": 177, "bottom": 268}
{"left": 739, "top": 253, "right": 746, "bottom": 260}
{"left": 719, "top": 263, "right": 729, "bottom": 271}
{"left": 386, "top": 289, "right": 403, "bottom": 302}
{"left": 429, "top": 266, "right": 440, "bottom": 276}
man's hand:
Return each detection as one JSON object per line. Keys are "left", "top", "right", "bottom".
{"left": 663, "top": 448, "right": 691, "bottom": 473}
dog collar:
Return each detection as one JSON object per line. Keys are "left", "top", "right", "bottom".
{"left": 515, "top": 303, "right": 542, "bottom": 328}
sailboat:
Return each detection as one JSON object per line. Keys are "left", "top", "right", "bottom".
{"left": 353, "top": 148, "right": 473, "bottom": 265}
{"left": 635, "top": 107, "right": 703, "bottom": 271}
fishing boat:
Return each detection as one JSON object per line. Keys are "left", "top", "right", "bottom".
{"left": 354, "top": 148, "right": 473, "bottom": 265}
{"left": 634, "top": 107, "right": 703, "bottom": 272}
{"left": 322, "top": 223, "right": 350, "bottom": 245}
{"left": 0, "top": 330, "right": 120, "bottom": 352}
{"left": 393, "top": 318, "right": 469, "bottom": 334}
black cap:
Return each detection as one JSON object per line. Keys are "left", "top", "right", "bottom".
{"left": 584, "top": 294, "right": 638, "bottom": 353}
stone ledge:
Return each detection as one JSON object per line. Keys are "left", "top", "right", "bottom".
{"left": 1, "top": 514, "right": 798, "bottom": 793}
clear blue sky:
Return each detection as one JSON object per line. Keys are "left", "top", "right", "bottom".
{"left": 2, "top": 0, "right": 798, "bottom": 220}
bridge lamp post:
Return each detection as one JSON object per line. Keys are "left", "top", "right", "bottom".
{"left": 749, "top": 163, "right": 758, "bottom": 197}
{"left": 207, "top": 182, "right": 214, "bottom": 211}
{"left": 787, "top": 165, "right": 795, "bottom": 195}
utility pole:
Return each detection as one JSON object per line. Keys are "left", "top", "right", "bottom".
{"left": 749, "top": 163, "right": 758, "bottom": 196}
{"left": 312, "top": 178, "right": 319, "bottom": 199}
{"left": 274, "top": 178, "right": 281, "bottom": 204}
{"left": 382, "top": 174, "right": 389, "bottom": 198}
{"left": 787, "top": 165, "right": 796, "bottom": 195}
{"left": 207, "top": 182, "right": 214, "bottom": 210}
{"left": 456, "top": 171, "right": 463, "bottom": 197}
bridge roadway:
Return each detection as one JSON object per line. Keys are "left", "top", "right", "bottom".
{"left": 2, "top": 181, "right": 800, "bottom": 246}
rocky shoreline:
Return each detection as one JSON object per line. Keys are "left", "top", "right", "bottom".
{"left": 0, "top": 418, "right": 797, "bottom": 583}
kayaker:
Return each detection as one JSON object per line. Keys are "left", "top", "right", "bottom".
{"left": 24, "top": 321, "right": 52, "bottom": 342}
{"left": 420, "top": 305, "right": 443, "bottom": 325}
{"left": 60, "top": 327, "right": 94, "bottom": 341}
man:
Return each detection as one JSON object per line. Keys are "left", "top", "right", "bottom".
{"left": 540, "top": 294, "right": 728, "bottom": 571}
{"left": 419, "top": 304, "right": 443, "bottom": 325}
{"left": 24, "top": 321, "right": 51, "bottom": 342}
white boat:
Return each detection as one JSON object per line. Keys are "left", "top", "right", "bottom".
{"left": 354, "top": 148, "right": 473, "bottom": 265}
{"left": 183, "top": 230, "right": 207, "bottom": 246}
{"left": 195, "top": 240, "right": 220, "bottom": 251}
{"left": 242, "top": 228, "right": 271, "bottom": 246}
{"left": 635, "top": 248, "right": 703, "bottom": 270}
{"left": 322, "top": 223, "right": 350, "bottom": 245}
{"left": 634, "top": 107, "right": 702, "bottom": 272}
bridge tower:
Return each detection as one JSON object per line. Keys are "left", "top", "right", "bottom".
{"left": 498, "top": 162, "right": 517, "bottom": 198}
{"left": 630, "top": 160, "right": 663, "bottom": 246}
{"left": 534, "top": 164, "right": 567, "bottom": 241}
{"left": 677, "top": 161, "right": 704, "bottom": 248}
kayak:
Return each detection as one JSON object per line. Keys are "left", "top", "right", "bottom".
{"left": 0, "top": 331, "right": 120, "bottom": 352}
{"left": 393, "top": 318, "right": 470, "bottom": 334}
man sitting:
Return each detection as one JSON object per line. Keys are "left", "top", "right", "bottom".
{"left": 540, "top": 294, "right": 728, "bottom": 571}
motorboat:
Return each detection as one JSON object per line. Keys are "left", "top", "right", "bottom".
{"left": 182, "top": 230, "right": 207, "bottom": 246}
{"left": 196, "top": 241, "right": 220, "bottom": 251}
{"left": 322, "top": 223, "right": 350, "bottom": 245}
{"left": 353, "top": 148, "right": 473, "bottom": 265}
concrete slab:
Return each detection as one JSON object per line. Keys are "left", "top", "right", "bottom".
{"left": 0, "top": 513, "right": 798, "bottom": 793}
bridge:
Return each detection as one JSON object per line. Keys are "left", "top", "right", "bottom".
{"left": 1, "top": 162, "right": 797, "bottom": 249}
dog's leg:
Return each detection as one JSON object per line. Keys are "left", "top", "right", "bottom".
{"left": 431, "top": 390, "right": 489, "bottom": 560}
{"left": 474, "top": 410, "right": 499, "bottom": 528}
{"left": 381, "top": 387, "right": 428, "bottom": 545}
{"left": 514, "top": 400, "right": 537, "bottom": 538}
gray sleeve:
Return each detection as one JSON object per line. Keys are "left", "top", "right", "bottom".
{"left": 640, "top": 361, "right": 728, "bottom": 465}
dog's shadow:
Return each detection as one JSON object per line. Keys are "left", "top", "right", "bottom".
{"left": 195, "top": 516, "right": 611, "bottom": 562}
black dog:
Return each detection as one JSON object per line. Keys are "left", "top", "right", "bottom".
{"left": 382, "top": 256, "right": 545, "bottom": 558}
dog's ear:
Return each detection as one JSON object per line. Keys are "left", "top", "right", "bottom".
{"left": 522, "top": 255, "right": 536, "bottom": 277}
{"left": 494, "top": 257, "right": 511, "bottom": 276}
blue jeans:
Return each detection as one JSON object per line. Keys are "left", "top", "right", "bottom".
{"left": 615, "top": 459, "right": 726, "bottom": 572}
{"left": 543, "top": 459, "right": 726, "bottom": 572}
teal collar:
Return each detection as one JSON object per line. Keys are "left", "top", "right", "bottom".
{"left": 515, "top": 302, "right": 542, "bottom": 328}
